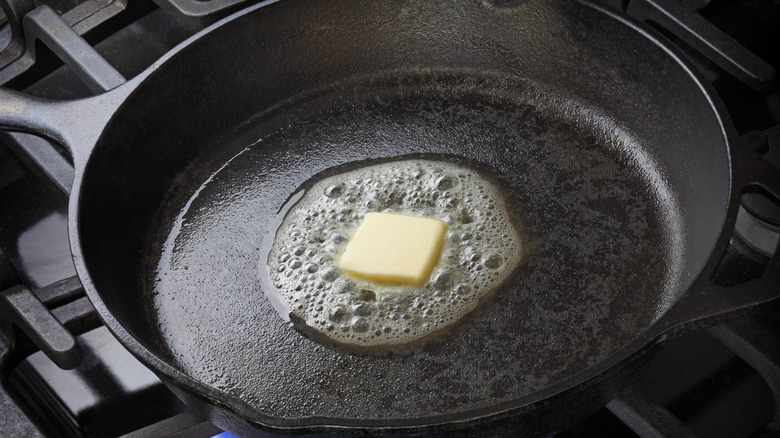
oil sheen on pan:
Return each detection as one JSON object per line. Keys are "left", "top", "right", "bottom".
{"left": 145, "top": 72, "right": 684, "bottom": 421}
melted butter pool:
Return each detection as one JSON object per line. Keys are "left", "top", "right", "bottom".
{"left": 267, "top": 159, "right": 524, "bottom": 346}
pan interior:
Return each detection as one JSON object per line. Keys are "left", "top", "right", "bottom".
{"left": 141, "top": 72, "right": 685, "bottom": 422}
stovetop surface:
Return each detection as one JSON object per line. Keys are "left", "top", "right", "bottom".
{"left": 1, "top": 0, "right": 779, "bottom": 437}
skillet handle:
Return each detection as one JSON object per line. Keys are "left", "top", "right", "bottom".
{"left": 0, "top": 88, "right": 115, "bottom": 169}
{"left": 0, "top": 6, "right": 126, "bottom": 172}
{"left": 655, "top": 142, "right": 780, "bottom": 337}
{"left": 0, "top": 89, "right": 77, "bottom": 150}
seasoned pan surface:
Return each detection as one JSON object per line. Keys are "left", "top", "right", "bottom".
{"left": 144, "top": 73, "right": 684, "bottom": 422}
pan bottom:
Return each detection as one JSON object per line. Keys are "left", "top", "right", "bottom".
{"left": 144, "top": 72, "right": 684, "bottom": 424}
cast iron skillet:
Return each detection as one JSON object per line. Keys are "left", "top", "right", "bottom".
{"left": 1, "top": 0, "right": 779, "bottom": 435}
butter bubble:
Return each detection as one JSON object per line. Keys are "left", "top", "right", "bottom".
{"left": 266, "top": 159, "right": 523, "bottom": 347}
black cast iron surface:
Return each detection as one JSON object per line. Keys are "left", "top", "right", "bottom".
{"left": 1, "top": 0, "right": 780, "bottom": 435}
{"left": 146, "top": 73, "right": 681, "bottom": 421}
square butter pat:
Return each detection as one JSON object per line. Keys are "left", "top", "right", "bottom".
{"left": 339, "top": 212, "right": 447, "bottom": 285}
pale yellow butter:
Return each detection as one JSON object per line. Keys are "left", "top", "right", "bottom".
{"left": 338, "top": 212, "right": 447, "bottom": 285}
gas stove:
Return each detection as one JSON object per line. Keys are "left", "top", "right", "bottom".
{"left": 0, "top": 0, "right": 778, "bottom": 437}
